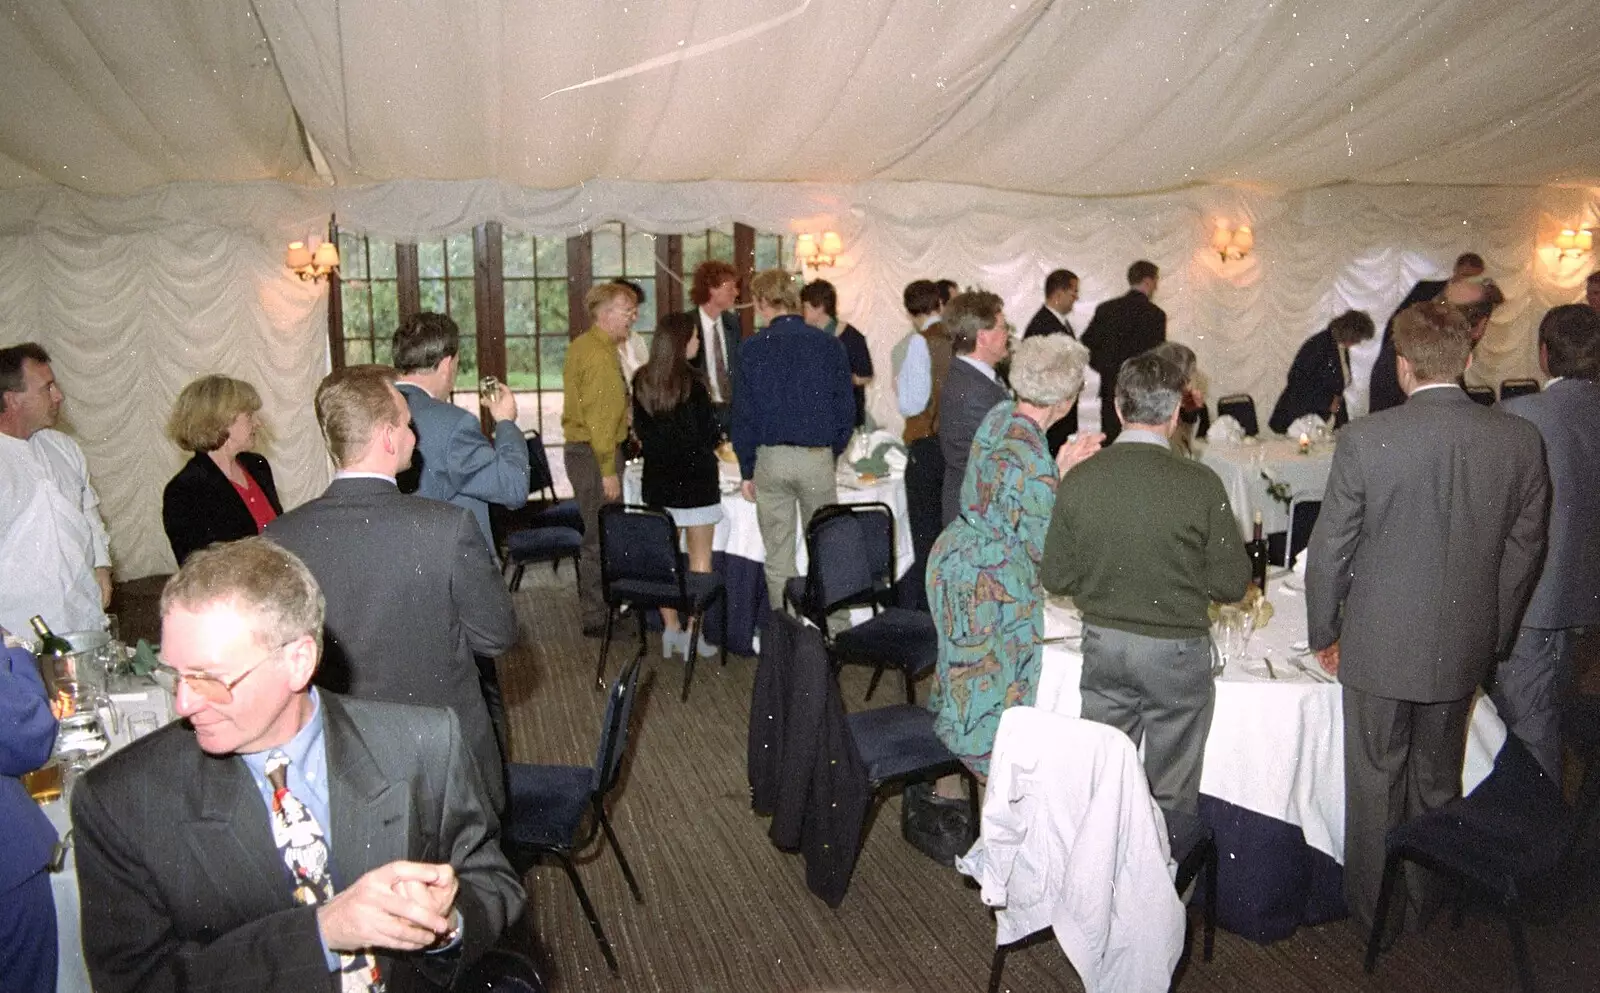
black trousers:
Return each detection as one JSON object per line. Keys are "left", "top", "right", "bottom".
{"left": 902, "top": 436, "right": 944, "bottom": 612}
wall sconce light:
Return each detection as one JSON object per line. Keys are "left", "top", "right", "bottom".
{"left": 1210, "top": 220, "right": 1254, "bottom": 262}
{"left": 287, "top": 218, "right": 341, "bottom": 282}
{"left": 1554, "top": 228, "right": 1594, "bottom": 259}
{"left": 796, "top": 231, "right": 844, "bottom": 268}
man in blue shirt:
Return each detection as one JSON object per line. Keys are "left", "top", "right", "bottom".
{"left": 732, "top": 270, "right": 856, "bottom": 605}
{"left": 70, "top": 538, "right": 523, "bottom": 993}
{"left": 1, "top": 639, "right": 60, "bottom": 993}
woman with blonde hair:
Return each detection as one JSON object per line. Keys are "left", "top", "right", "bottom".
{"left": 161, "top": 374, "right": 281, "bottom": 565}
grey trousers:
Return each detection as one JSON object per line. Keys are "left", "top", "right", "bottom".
{"left": 1079, "top": 624, "right": 1215, "bottom": 815}
{"left": 1492, "top": 625, "right": 1580, "bottom": 781}
{"left": 753, "top": 445, "right": 837, "bottom": 606}
{"left": 1342, "top": 687, "right": 1472, "bottom": 935}
{"left": 564, "top": 442, "right": 619, "bottom": 627}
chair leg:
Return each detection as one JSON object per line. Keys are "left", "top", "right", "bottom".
{"left": 1202, "top": 838, "right": 1217, "bottom": 962}
{"left": 719, "top": 592, "right": 730, "bottom": 667}
{"left": 509, "top": 563, "right": 526, "bottom": 592}
{"left": 987, "top": 942, "right": 1008, "bottom": 993}
{"left": 1365, "top": 849, "right": 1405, "bottom": 972}
{"left": 962, "top": 770, "right": 982, "bottom": 849}
{"left": 904, "top": 666, "right": 917, "bottom": 706}
{"left": 596, "top": 805, "right": 644, "bottom": 904}
{"left": 1505, "top": 900, "right": 1537, "bottom": 993}
{"left": 594, "top": 609, "right": 616, "bottom": 691}
{"left": 681, "top": 615, "right": 700, "bottom": 702}
{"left": 865, "top": 662, "right": 887, "bottom": 701}
{"left": 554, "top": 852, "right": 619, "bottom": 973}
{"left": 634, "top": 608, "right": 648, "bottom": 660}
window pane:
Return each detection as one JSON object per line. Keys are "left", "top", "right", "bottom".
{"left": 453, "top": 335, "right": 478, "bottom": 389}
{"left": 338, "top": 233, "right": 368, "bottom": 280}
{"left": 371, "top": 282, "right": 399, "bottom": 342}
{"left": 447, "top": 233, "right": 474, "bottom": 278}
{"left": 591, "top": 222, "right": 622, "bottom": 277}
{"left": 625, "top": 229, "right": 657, "bottom": 277}
{"left": 539, "top": 335, "right": 569, "bottom": 390}
{"left": 682, "top": 235, "right": 707, "bottom": 276}
{"left": 506, "top": 281, "right": 537, "bottom": 336}
{"left": 449, "top": 280, "right": 476, "bottom": 339}
{"left": 634, "top": 279, "right": 657, "bottom": 331}
{"left": 341, "top": 284, "right": 371, "bottom": 342}
{"left": 418, "top": 241, "right": 445, "bottom": 279}
{"left": 506, "top": 337, "right": 538, "bottom": 389}
{"left": 372, "top": 338, "right": 393, "bottom": 367}
{"left": 537, "top": 279, "right": 568, "bottom": 335}
{"left": 504, "top": 234, "right": 534, "bottom": 278}
{"left": 708, "top": 228, "right": 734, "bottom": 262}
{"left": 420, "top": 279, "right": 446, "bottom": 313}
{"left": 536, "top": 236, "right": 567, "bottom": 276}
{"left": 754, "top": 234, "right": 779, "bottom": 271}
{"left": 344, "top": 339, "right": 373, "bottom": 366}
{"left": 369, "top": 238, "right": 397, "bottom": 278}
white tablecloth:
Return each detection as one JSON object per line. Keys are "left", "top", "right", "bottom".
{"left": 1198, "top": 437, "right": 1334, "bottom": 539}
{"left": 45, "top": 680, "right": 175, "bottom": 993}
{"left": 1034, "top": 576, "right": 1506, "bottom": 865}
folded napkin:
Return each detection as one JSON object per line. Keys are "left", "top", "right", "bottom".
{"left": 1285, "top": 414, "right": 1332, "bottom": 443}
{"left": 1208, "top": 415, "right": 1245, "bottom": 445}
{"left": 850, "top": 430, "right": 908, "bottom": 476}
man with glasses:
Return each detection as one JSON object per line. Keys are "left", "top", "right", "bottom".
{"left": 69, "top": 537, "right": 523, "bottom": 993}
{"left": 267, "top": 365, "right": 516, "bottom": 812}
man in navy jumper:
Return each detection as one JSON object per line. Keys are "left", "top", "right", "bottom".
{"left": 732, "top": 269, "right": 856, "bottom": 606}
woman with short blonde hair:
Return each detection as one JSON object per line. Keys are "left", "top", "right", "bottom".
{"left": 161, "top": 374, "right": 282, "bottom": 565}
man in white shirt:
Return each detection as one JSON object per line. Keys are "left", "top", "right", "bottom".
{"left": 684, "top": 260, "right": 742, "bottom": 438}
{"left": 894, "top": 280, "right": 950, "bottom": 611}
{"left": 0, "top": 343, "right": 112, "bottom": 636}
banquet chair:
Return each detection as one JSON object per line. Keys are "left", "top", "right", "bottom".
{"left": 1363, "top": 734, "right": 1600, "bottom": 992}
{"left": 503, "top": 656, "right": 644, "bottom": 975}
{"left": 1500, "top": 378, "right": 1540, "bottom": 401}
{"left": 1465, "top": 384, "right": 1497, "bottom": 406}
{"left": 523, "top": 431, "right": 584, "bottom": 532}
{"left": 1215, "top": 394, "right": 1259, "bottom": 436}
{"left": 1280, "top": 499, "right": 1322, "bottom": 567}
{"left": 495, "top": 503, "right": 582, "bottom": 592}
{"left": 783, "top": 502, "right": 936, "bottom": 704}
{"left": 595, "top": 504, "right": 726, "bottom": 700}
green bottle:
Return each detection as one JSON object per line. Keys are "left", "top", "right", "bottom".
{"left": 28, "top": 615, "right": 73, "bottom": 658}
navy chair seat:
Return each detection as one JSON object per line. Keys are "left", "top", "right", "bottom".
{"left": 527, "top": 498, "right": 583, "bottom": 534}
{"left": 507, "top": 525, "right": 583, "bottom": 559}
{"left": 833, "top": 609, "right": 937, "bottom": 679}
{"left": 846, "top": 704, "right": 962, "bottom": 785}
{"left": 505, "top": 764, "right": 597, "bottom": 848}
{"left": 1215, "top": 394, "right": 1259, "bottom": 436}
{"left": 609, "top": 571, "right": 724, "bottom": 610}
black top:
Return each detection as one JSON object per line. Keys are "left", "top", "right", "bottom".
{"left": 1082, "top": 289, "right": 1167, "bottom": 440}
{"left": 1370, "top": 278, "right": 1447, "bottom": 414}
{"left": 161, "top": 451, "right": 282, "bottom": 565}
{"left": 633, "top": 378, "right": 721, "bottom": 510}
{"left": 837, "top": 322, "right": 874, "bottom": 428}
{"left": 1023, "top": 305, "right": 1075, "bottom": 339}
{"left": 1269, "top": 329, "right": 1351, "bottom": 434}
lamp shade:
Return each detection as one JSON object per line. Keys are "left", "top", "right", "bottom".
{"left": 1211, "top": 223, "right": 1233, "bottom": 253}
{"left": 311, "top": 241, "right": 340, "bottom": 269}
{"left": 1232, "top": 225, "right": 1254, "bottom": 254}
{"left": 285, "top": 241, "right": 313, "bottom": 270}
{"left": 1578, "top": 229, "right": 1595, "bottom": 253}
{"left": 819, "top": 231, "right": 843, "bottom": 257}
{"left": 795, "top": 233, "right": 818, "bottom": 262}
{"left": 1556, "top": 229, "right": 1577, "bottom": 252}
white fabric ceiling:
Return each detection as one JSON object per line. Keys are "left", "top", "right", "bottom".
{"left": 3, "top": 0, "right": 1598, "bottom": 196}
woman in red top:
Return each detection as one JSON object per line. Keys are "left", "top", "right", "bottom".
{"left": 161, "top": 375, "right": 282, "bottom": 565}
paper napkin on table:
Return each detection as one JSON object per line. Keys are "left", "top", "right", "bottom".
{"left": 1208, "top": 415, "right": 1245, "bottom": 445}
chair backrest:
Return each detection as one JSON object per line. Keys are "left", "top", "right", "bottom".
{"left": 599, "top": 504, "right": 682, "bottom": 591}
{"left": 593, "top": 655, "right": 643, "bottom": 797}
{"left": 524, "top": 431, "right": 557, "bottom": 498}
{"left": 1215, "top": 394, "right": 1258, "bottom": 436}
{"left": 804, "top": 502, "right": 897, "bottom": 619}
{"left": 1499, "top": 378, "right": 1540, "bottom": 401}
{"left": 1464, "top": 385, "right": 1496, "bottom": 407}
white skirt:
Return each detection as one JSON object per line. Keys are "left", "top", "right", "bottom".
{"left": 665, "top": 503, "right": 724, "bottom": 527}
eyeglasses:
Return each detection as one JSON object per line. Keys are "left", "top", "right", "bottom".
{"left": 156, "top": 638, "right": 296, "bottom": 705}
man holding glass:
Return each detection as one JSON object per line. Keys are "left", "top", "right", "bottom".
{"left": 69, "top": 537, "right": 523, "bottom": 993}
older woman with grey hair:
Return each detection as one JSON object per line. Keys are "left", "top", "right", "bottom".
{"left": 924, "top": 333, "right": 1104, "bottom": 790}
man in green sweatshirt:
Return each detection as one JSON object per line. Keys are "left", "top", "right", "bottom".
{"left": 1041, "top": 351, "right": 1250, "bottom": 814}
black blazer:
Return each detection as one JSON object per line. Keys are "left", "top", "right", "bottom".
{"left": 684, "top": 308, "right": 742, "bottom": 404}
{"left": 1082, "top": 290, "right": 1167, "bottom": 437}
{"left": 70, "top": 693, "right": 524, "bottom": 993}
{"left": 1369, "top": 278, "right": 1446, "bottom": 414}
{"left": 633, "top": 378, "right": 721, "bottom": 510}
{"left": 1268, "top": 329, "right": 1351, "bottom": 434}
{"left": 162, "top": 451, "right": 283, "bottom": 565}
{"left": 1023, "top": 305, "right": 1074, "bottom": 339}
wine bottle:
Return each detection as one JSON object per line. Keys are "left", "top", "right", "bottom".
{"left": 1246, "top": 512, "right": 1269, "bottom": 593}
{"left": 29, "top": 616, "right": 73, "bottom": 658}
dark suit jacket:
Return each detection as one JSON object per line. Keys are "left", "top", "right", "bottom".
{"left": 1369, "top": 278, "right": 1447, "bottom": 414}
{"left": 70, "top": 693, "right": 524, "bottom": 993}
{"left": 1082, "top": 290, "right": 1167, "bottom": 437}
{"left": 162, "top": 451, "right": 282, "bottom": 566}
{"left": 265, "top": 477, "right": 518, "bottom": 811}
{"left": 1, "top": 645, "right": 57, "bottom": 894}
{"left": 938, "top": 358, "right": 1009, "bottom": 526}
{"left": 1305, "top": 387, "right": 1548, "bottom": 702}
{"left": 396, "top": 383, "right": 529, "bottom": 554}
{"left": 1502, "top": 378, "right": 1600, "bottom": 629}
{"left": 685, "top": 308, "right": 742, "bottom": 406}
{"left": 1024, "top": 306, "right": 1079, "bottom": 445}
{"left": 1268, "top": 329, "right": 1351, "bottom": 434}
{"left": 1023, "top": 305, "right": 1074, "bottom": 340}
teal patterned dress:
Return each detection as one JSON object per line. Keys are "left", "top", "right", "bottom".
{"left": 925, "top": 402, "right": 1058, "bottom": 777}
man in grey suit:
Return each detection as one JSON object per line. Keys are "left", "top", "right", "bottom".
{"left": 393, "top": 312, "right": 529, "bottom": 555}
{"left": 267, "top": 365, "right": 519, "bottom": 812}
{"left": 1305, "top": 301, "right": 1548, "bottom": 937}
{"left": 71, "top": 537, "right": 523, "bottom": 993}
{"left": 938, "top": 290, "right": 1012, "bottom": 526}
{"left": 1496, "top": 304, "right": 1600, "bottom": 778}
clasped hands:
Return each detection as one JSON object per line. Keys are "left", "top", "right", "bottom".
{"left": 317, "top": 860, "right": 460, "bottom": 953}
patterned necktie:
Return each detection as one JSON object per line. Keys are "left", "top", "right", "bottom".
{"left": 709, "top": 316, "right": 731, "bottom": 401}
{"left": 264, "top": 751, "right": 386, "bottom": 993}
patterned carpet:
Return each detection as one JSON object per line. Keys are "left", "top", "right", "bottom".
{"left": 497, "top": 569, "right": 1600, "bottom": 993}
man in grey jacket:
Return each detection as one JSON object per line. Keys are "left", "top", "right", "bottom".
{"left": 938, "top": 290, "right": 1011, "bottom": 526}
{"left": 1496, "top": 304, "right": 1600, "bottom": 778}
{"left": 1305, "top": 301, "right": 1547, "bottom": 937}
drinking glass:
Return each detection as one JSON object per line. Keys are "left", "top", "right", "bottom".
{"left": 126, "top": 712, "right": 161, "bottom": 741}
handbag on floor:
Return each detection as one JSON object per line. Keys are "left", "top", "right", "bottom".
{"left": 901, "top": 781, "right": 974, "bottom": 866}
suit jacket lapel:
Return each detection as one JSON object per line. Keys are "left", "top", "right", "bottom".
{"left": 185, "top": 751, "right": 296, "bottom": 919}
{"left": 323, "top": 695, "right": 411, "bottom": 890}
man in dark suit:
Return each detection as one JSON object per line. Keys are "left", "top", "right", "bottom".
{"left": 1023, "top": 268, "right": 1081, "bottom": 451}
{"left": 1082, "top": 260, "right": 1166, "bottom": 442}
{"left": 70, "top": 538, "right": 523, "bottom": 993}
{"left": 1305, "top": 301, "right": 1547, "bottom": 937}
{"left": 1368, "top": 252, "right": 1483, "bottom": 413}
{"left": 267, "top": 365, "right": 518, "bottom": 812}
{"left": 1, "top": 640, "right": 59, "bottom": 992}
{"left": 1267, "top": 310, "right": 1375, "bottom": 434}
{"left": 684, "top": 259, "right": 743, "bottom": 437}
{"left": 1496, "top": 304, "right": 1600, "bottom": 778}
{"left": 938, "top": 290, "right": 1012, "bottom": 526}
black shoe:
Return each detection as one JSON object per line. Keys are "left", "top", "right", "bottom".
{"left": 902, "top": 783, "right": 975, "bottom": 867}
{"left": 581, "top": 621, "right": 608, "bottom": 638}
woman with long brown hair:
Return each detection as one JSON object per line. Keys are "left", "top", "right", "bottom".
{"left": 632, "top": 311, "right": 723, "bottom": 658}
